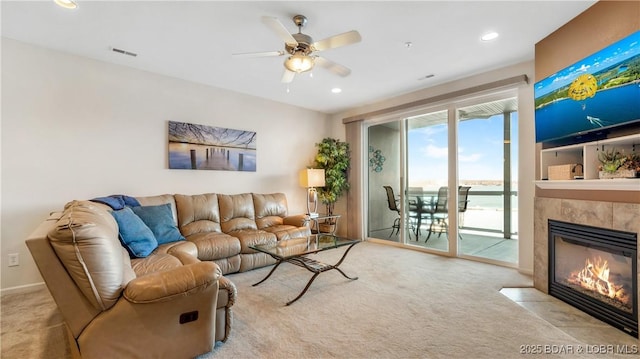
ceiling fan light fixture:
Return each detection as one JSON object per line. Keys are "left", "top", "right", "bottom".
{"left": 284, "top": 52, "right": 314, "bottom": 73}
{"left": 54, "top": 0, "right": 78, "bottom": 9}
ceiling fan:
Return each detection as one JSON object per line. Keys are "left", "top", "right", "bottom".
{"left": 233, "top": 15, "right": 362, "bottom": 83}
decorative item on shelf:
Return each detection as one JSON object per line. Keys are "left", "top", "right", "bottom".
{"left": 598, "top": 148, "right": 640, "bottom": 179}
{"left": 368, "top": 146, "right": 385, "bottom": 172}
{"left": 548, "top": 164, "right": 583, "bottom": 180}
{"left": 299, "top": 168, "right": 325, "bottom": 218}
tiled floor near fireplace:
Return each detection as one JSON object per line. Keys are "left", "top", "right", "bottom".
{"left": 501, "top": 287, "right": 640, "bottom": 346}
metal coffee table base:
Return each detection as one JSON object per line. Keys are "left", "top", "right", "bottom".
{"left": 252, "top": 242, "right": 359, "bottom": 305}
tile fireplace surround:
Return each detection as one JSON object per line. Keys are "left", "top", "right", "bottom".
{"left": 534, "top": 197, "right": 640, "bottom": 334}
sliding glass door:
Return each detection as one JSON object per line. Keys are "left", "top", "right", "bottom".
{"left": 365, "top": 91, "right": 518, "bottom": 267}
{"left": 366, "top": 121, "right": 406, "bottom": 242}
{"left": 405, "top": 110, "right": 449, "bottom": 252}
{"left": 456, "top": 97, "right": 518, "bottom": 264}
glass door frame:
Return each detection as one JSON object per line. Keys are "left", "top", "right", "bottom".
{"left": 364, "top": 115, "right": 412, "bottom": 244}
{"left": 452, "top": 90, "right": 519, "bottom": 264}
{"left": 364, "top": 104, "right": 456, "bottom": 253}
{"left": 363, "top": 88, "right": 519, "bottom": 265}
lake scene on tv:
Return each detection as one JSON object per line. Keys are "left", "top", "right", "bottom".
{"left": 535, "top": 31, "right": 640, "bottom": 143}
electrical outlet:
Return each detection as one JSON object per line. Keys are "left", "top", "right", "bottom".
{"left": 8, "top": 253, "right": 19, "bottom": 267}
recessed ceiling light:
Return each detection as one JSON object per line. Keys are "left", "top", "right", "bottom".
{"left": 481, "top": 32, "right": 499, "bottom": 41}
{"left": 331, "top": 88, "right": 342, "bottom": 94}
{"left": 54, "top": 0, "right": 78, "bottom": 9}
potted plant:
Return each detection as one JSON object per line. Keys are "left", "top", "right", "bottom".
{"left": 598, "top": 148, "right": 640, "bottom": 179}
{"left": 313, "top": 138, "right": 350, "bottom": 232}
{"left": 621, "top": 152, "right": 640, "bottom": 175}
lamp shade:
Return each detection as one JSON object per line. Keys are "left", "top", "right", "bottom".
{"left": 299, "top": 169, "right": 325, "bottom": 188}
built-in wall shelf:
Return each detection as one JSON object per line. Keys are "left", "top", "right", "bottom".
{"left": 538, "top": 133, "right": 640, "bottom": 191}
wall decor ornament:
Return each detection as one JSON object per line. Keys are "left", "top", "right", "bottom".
{"left": 368, "top": 146, "right": 385, "bottom": 172}
{"left": 168, "top": 120, "right": 256, "bottom": 171}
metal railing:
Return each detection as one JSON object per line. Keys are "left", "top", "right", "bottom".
{"left": 405, "top": 189, "right": 518, "bottom": 238}
{"left": 462, "top": 190, "right": 518, "bottom": 238}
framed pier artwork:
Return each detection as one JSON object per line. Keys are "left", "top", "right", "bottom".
{"left": 168, "top": 120, "right": 257, "bottom": 171}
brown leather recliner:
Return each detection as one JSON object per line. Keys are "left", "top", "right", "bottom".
{"left": 253, "top": 193, "right": 311, "bottom": 240}
{"left": 26, "top": 200, "right": 227, "bottom": 359}
{"left": 173, "top": 193, "right": 243, "bottom": 274}
{"left": 135, "top": 193, "right": 237, "bottom": 338}
{"left": 218, "top": 193, "right": 278, "bottom": 272}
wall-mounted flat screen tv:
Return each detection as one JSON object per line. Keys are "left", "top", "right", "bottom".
{"left": 535, "top": 30, "right": 640, "bottom": 143}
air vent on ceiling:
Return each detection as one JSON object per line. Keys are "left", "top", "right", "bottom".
{"left": 110, "top": 47, "right": 137, "bottom": 57}
{"left": 417, "top": 74, "right": 435, "bottom": 81}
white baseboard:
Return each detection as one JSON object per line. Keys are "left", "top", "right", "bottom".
{"left": 0, "top": 282, "right": 45, "bottom": 296}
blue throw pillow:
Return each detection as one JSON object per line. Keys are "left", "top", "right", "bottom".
{"left": 111, "top": 207, "right": 158, "bottom": 258}
{"left": 132, "top": 203, "right": 185, "bottom": 245}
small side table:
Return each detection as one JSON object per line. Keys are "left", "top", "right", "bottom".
{"left": 305, "top": 214, "right": 341, "bottom": 235}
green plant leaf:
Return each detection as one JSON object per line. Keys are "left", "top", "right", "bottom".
{"left": 313, "top": 138, "right": 351, "bottom": 215}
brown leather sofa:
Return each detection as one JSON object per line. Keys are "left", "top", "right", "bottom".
{"left": 147, "top": 192, "right": 310, "bottom": 273}
{"left": 26, "top": 192, "right": 308, "bottom": 359}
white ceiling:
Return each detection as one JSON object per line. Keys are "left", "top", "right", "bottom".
{"left": 1, "top": 1, "right": 597, "bottom": 114}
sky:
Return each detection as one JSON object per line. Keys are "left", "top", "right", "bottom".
{"left": 407, "top": 112, "right": 519, "bottom": 186}
{"left": 535, "top": 30, "right": 639, "bottom": 97}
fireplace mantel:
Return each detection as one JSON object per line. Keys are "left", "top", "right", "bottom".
{"left": 535, "top": 179, "right": 640, "bottom": 191}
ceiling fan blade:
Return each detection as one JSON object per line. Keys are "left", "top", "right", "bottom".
{"left": 281, "top": 69, "right": 296, "bottom": 83}
{"left": 261, "top": 16, "right": 298, "bottom": 47}
{"left": 312, "top": 30, "right": 362, "bottom": 52}
{"left": 314, "top": 56, "right": 351, "bottom": 77}
{"left": 232, "top": 50, "right": 285, "bottom": 58}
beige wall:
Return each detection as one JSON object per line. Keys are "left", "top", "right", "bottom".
{"left": 1, "top": 38, "right": 331, "bottom": 290}
{"left": 535, "top": 0, "right": 639, "bottom": 82}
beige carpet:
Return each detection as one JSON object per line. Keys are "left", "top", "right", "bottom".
{"left": 2, "top": 242, "right": 592, "bottom": 358}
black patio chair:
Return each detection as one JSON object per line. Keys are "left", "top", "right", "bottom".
{"left": 424, "top": 186, "right": 449, "bottom": 242}
{"left": 383, "top": 186, "right": 402, "bottom": 237}
{"left": 457, "top": 186, "right": 471, "bottom": 239}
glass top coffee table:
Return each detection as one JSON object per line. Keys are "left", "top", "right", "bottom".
{"left": 249, "top": 234, "right": 360, "bottom": 305}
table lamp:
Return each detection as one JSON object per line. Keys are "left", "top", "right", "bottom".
{"left": 299, "top": 168, "right": 325, "bottom": 218}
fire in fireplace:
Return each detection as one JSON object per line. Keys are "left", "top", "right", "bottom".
{"left": 548, "top": 220, "right": 637, "bottom": 337}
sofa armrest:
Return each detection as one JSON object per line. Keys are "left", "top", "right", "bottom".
{"left": 124, "top": 261, "right": 221, "bottom": 303}
{"left": 215, "top": 275, "right": 237, "bottom": 343}
{"left": 217, "top": 275, "right": 237, "bottom": 308}
{"left": 80, "top": 264, "right": 221, "bottom": 359}
{"left": 283, "top": 214, "right": 309, "bottom": 227}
